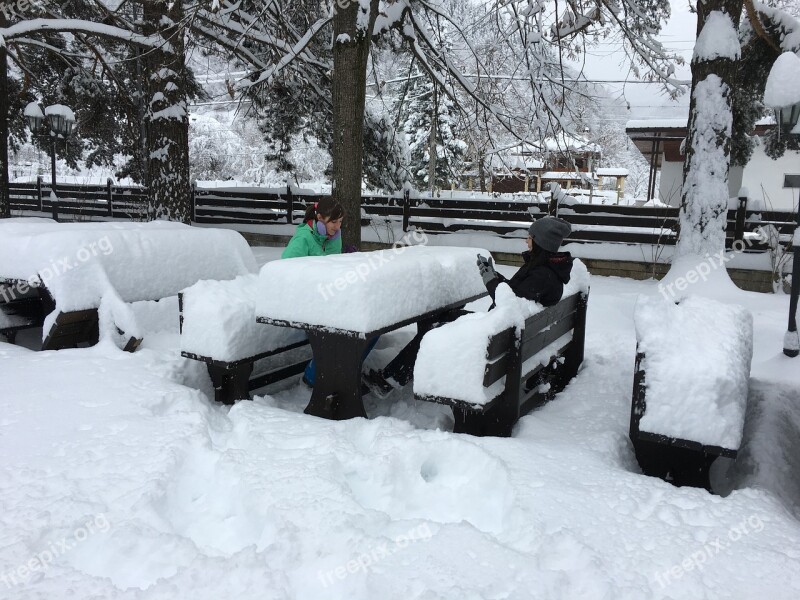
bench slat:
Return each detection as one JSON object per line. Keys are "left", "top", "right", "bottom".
{"left": 486, "top": 327, "right": 515, "bottom": 361}
{"left": 523, "top": 293, "right": 579, "bottom": 335}
{"left": 520, "top": 315, "right": 576, "bottom": 363}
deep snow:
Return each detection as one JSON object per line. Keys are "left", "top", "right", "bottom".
{"left": 1, "top": 257, "right": 799, "bottom": 599}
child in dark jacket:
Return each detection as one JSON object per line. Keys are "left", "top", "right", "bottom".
{"left": 477, "top": 216, "right": 573, "bottom": 307}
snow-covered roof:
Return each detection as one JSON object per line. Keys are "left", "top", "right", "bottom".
{"left": 596, "top": 168, "right": 629, "bottom": 177}
{"left": 626, "top": 118, "right": 687, "bottom": 130}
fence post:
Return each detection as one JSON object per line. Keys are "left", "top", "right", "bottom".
{"left": 106, "top": 178, "right": 113, "bottom": 218}
{"left": 286, "top": 184, "right": 293, "bottom": 224}
{"left": 191, "top": 181, "right": 197, "bottom": 222}
{"left": 402, "top": 188, "right": 411, "bottom": 232}
{"left": 548, "top": 190, "right": 559, "bottom": 216}
{"left": 37, "top": 175, "right": 43, "bottom": 212}
{"left": 733, "top": 192, "right": 748, "bottom": 246}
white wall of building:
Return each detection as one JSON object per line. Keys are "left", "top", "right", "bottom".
{"left": 658, "top": 161, "right": 684, "bottom": 207}
{"left": 741, "top": 144, "right": 799, "bottom": 211}
{"left": 657, "top": 143, "right": 800, "bottom": 211}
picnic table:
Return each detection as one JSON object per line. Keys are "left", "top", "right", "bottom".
{"left": 0, "top": 219, "right": 257, "bottom": 350}
{"left": 254, "top": 246, "right": 488, "bottom": 420}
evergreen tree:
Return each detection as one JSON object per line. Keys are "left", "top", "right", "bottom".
{"left": 398, "top": 75, "right": 466, "bottom": 192}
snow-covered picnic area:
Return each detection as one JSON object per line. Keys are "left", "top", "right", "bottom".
{"left": 1, "top": 240, "right": 799, "bottom": 599}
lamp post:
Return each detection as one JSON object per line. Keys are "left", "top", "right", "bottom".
{"left": 24, "top": 102, "right": 75, "bottom": 222}
{"left": 764, "top": 52, "right": 800, "bottom": 357}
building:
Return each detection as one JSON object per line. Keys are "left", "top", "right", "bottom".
{"left": 626, "top": 118, "right": 800, "bottom": 210}
{"left": 480, "top": 134, "right": 628, "bottom": 196}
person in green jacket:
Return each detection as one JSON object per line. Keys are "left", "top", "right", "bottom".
{"left": 281, "top": 197, "right": 344, "bottom": 258}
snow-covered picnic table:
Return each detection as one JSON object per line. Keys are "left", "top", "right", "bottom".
{"left": 254, "top": 246, "right": 488, "bottom": 419}
{"left": 0, "top": 219, "right": 256, "bottom": 348}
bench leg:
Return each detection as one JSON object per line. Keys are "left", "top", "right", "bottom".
{"left": 453, "top": 398, "right": 517, "bottom": 438}
{"left": 632, "top": 437, "right": 719, "bottom": 491}
{"left": 304, "top": 331, "right": 369, "bottom": 420}
{"left": 207, "top": 363, "right": 253, "bottom": 405}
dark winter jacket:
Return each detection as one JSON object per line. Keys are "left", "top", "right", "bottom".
{"left": 486, "top": 249, "right": 574, "bottom": 307}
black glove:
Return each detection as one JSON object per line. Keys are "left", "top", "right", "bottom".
{"left": 477, "top": 254, "right": 497, "bottom": 286}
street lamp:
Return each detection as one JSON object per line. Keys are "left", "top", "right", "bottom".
{"left": 24, "top": 102, "right": 75, "bottom": 221}
{"left": 765, "top": 51, "right": 800, "bottom": 357}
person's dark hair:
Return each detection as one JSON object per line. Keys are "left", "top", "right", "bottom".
{"left": 304, "top": 197, "right": 344, "bottom": 222}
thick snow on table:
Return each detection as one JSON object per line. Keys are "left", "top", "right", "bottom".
{"left": 0, "top": 220, "right": 257, "bottom": 312}
{"left": 254, "top": 246, "right": 488, "bottom": 334}
{"left": 414, "top": 259, "right": 591, "bottom": 405}
{"left": 635, "top": 295, "right": 753, "bottom": 449}
{"left": 181, "top": 274, "right": 307, "bottom": 362}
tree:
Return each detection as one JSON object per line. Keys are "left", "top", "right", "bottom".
{"left": 330, "top": 0, "right": 381, "bottom": 250}
{"left": 676, "top": 0, "right": 744, "bottom": 259}
{"left": 142, "top": 0, "right": 192, "bottom": 221}
{"left": 201, "top": 0, "right": 684, "bottom": 247}
{"left": 398, "top": 73, "right": 466, "bottom": 192}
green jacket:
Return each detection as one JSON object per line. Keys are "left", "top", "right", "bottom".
{"left": 281, "top": 222, "right": 342, "bottom": 258}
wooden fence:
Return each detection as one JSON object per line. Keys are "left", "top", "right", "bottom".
{"left": 7, "top": 180, "right": 797, "bottom": 251}
{"left": 9, "top": 177, "right": 148, "bottom": 221}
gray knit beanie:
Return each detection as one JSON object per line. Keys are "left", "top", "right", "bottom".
{"left": 528, "top": 217, "right": 571, "bottom": 253}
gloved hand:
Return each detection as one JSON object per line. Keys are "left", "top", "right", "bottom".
{"left": 476, "top": 254, "right": 497, "bottom": 286}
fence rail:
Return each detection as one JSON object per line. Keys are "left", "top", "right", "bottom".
{"left": 7, "top": 181, "right": 797, "bottom": 252}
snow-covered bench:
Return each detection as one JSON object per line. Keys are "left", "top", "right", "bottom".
{"left": 180, "top": 274, "right": 310, "bottom": 404}
{"left": 414, "top": 261, "right": 591, "bottom": 437}
{"left": 629, "top": 296, "right": 753, "bottom": 490}
{"left": 0, "top": 220, "right": 257, "bottom": 351}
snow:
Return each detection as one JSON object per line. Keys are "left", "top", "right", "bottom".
{"left": 626, "top": 118, "right": 687, "bottom": 130}
{"left": 676, "top": 74, "right": 732, "bottom": 258}
{"left": 693, "top": 11, "right": 741, "bottom": 62}
{"left": 0, "top": 220, "right": 256, "bottom": 327}
{"left": 44, "top": 104, "right": 76, "bottom": 122}
{"left": 23, "top": 102, "right": 43, "bottom": 119}
{"left": 254, "top": 246, "right": 487, "bottom": 334}
{"left": 764, "top": 52, "right": 800, "bottom": 109}
{"left": 181, "top": 274, "right": 307, "bottom": 362}
{"left": 414, "top": 260, "right": 591, "bottom": 405}
{"left": 2, "top": 267, "right": 800, "bottom": 598}
{"left": 596, "top": 167, "right": 629, "bottom": 177}
{"left": 635, "top": 295, "right": 753, "bottom": 449}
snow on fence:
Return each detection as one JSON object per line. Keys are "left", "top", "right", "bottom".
{"left": 7, "top": 183, "right": 797, "bottom": 250}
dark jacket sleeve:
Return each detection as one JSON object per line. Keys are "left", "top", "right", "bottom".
{"left": 508, "top": 268, "right": 552, "bottom": 304}
{"left": 484, "top": 273, "right": 507, "bottom": 301}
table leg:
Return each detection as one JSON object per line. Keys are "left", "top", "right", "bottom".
{"left": 304, "top": 331, "right": 369, "bottom": 420}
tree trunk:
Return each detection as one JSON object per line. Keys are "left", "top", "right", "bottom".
{"left": 0, "top": 36, "right": 9, "bottom": 219}
{"left": 428, "top": 84, "right": 438, "bottom": 196}
{"left": 142, "top": 0, "right": 191, "bottom": 223}
{"left": 676, "top": 0, "right": 744, "bottom": 258}
{"left": 332, "top": 0, "right": 379, "bottom": 250}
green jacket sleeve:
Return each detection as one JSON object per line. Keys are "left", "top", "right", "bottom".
{"left": 281, "top": 234, "right": 309, "bottom": 258}
{"left": 323, "top": 236, "right": 343, "bottom": 255}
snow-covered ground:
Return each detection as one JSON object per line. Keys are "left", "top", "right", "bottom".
{"left": 1, "top": 257, "right": 799, "bottom": 599}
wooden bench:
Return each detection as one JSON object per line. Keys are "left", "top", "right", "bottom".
{"left": 415, "top": 291, "right": 589, "bottom": 437}
{"left": 178, "top": 290, "right": 310, "bottom": 405}
{"left": 627, "top": 297, "right": 751, "bottom": 491}
{"left": 629, "top": 352, "right": 739, "bottom": 491}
